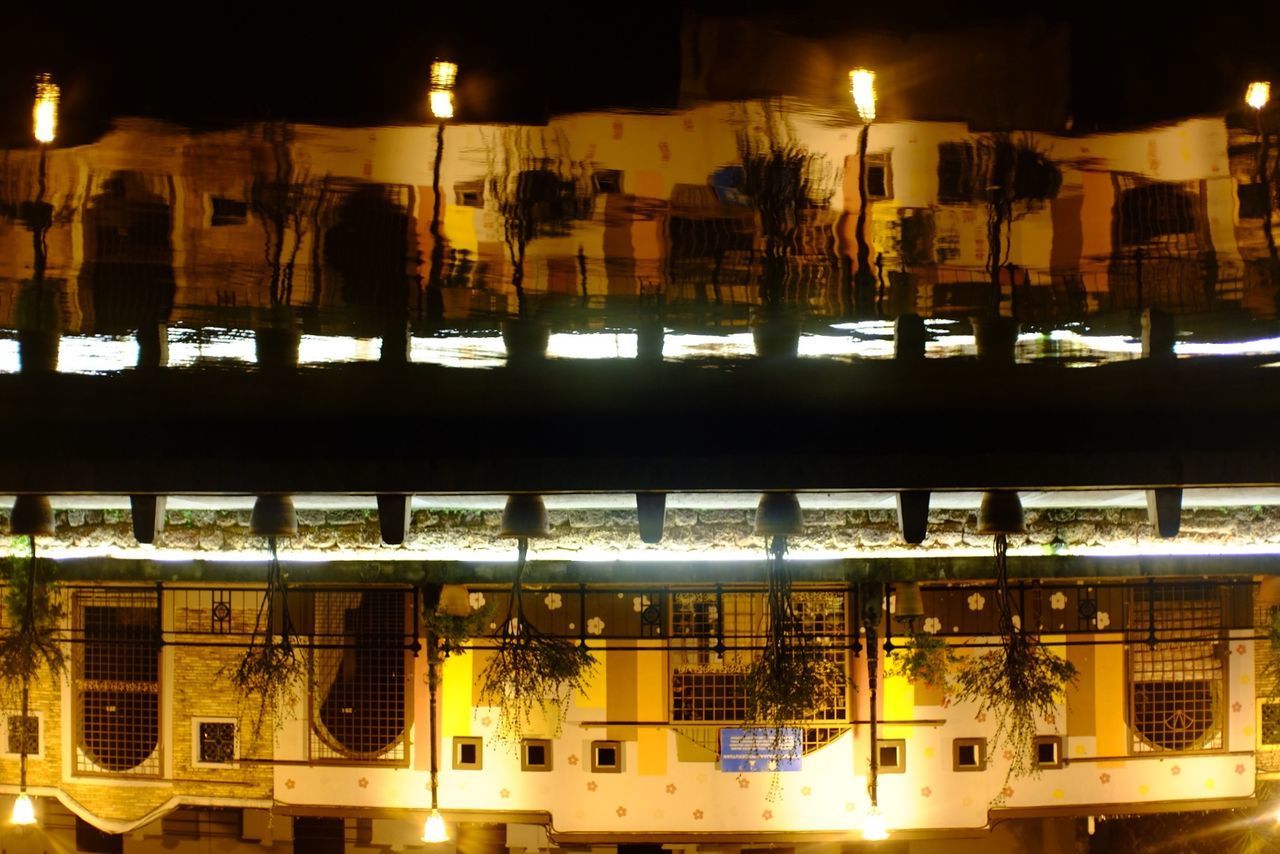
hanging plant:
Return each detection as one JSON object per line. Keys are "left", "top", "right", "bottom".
{"left": 227, "top": 537, "right": 307, "bottom": 744}
{"left": 422, "top": 587, "right": 494, "bottom": 658}
{"left": 952, "top": 535, "right": 1077, "bottom": 786}
{"left": 739, "top": 537, "right": 845, "bottom": 798}
{"left": 477, "top": 540, "right": 595, "bottom": 743}
{"left": 0, "top": 538, "right": 65, "bottom": 709}
{"left": 886, "top": 628, "right": 953, "bottom": 688}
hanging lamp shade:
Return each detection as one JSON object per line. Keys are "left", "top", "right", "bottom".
{"left": 250, "top": 495, "right": 297, "bottom": 537}
{"left": 9, "top": 495, "right": 53, "bottom": 536}
{"left": 893, "top": 582, "right": 925, "bottom": 623}
{"left": 500, "top": 495, "right": 549, "bottom": 538}
{"left": 754, "top": 493, "right": 803, "bottom": 537}
{"left": 977, "top": 491, "right": 1025, "bottom": 535}
{"left": 437, "top": 584, "right": 472, "bottom": 617}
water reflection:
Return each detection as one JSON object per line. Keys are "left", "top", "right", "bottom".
{"left": 0, "top": 96, "right": 1277, "bottom": 369}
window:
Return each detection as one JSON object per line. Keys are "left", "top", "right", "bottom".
{"left": 193, "top": 719, "right": 237, "bottom": 766}
{"left": 5, "top": 714, "right": 39, "bottom": 757}
{"left": 1127, "top": 584, "right": 1224, "bottom": 753}
{"left": 453, "top": 736, "right": 483, "bottom": 770}
{"left": 453, "top": 180, "right": 484, "bottom": 208}
{"left": 1262, "top": 701, "right": 1280, "bottom": 747}
{"left": 865, "top": 154, "right": 892, "bottom": 200}
{"left": 592, "top": 740, "right": 622, "bottom": 772}
{"left": 670, "top": 591, "right": 848, "bottom": 734}
{"left": 1114, "top": 181, "right": 1201, "bottom": 246}
{"left": 953, "top": 738, "right": 986, "bottom": 771}
{"left": 937, "top": 142, "right": 978, "bottom": 204}
{"left": 310, "top": 590, "right": 413, "bottom": 765}
{"left": 73, "top": 590, "right": 161, "bottom": 776}
{"left": 521, "top": 738, "right": 552, "bottom": 771}
{"left": 593, "top": 170, "right": 624, "bottom": 195}
{"left": 876, "top": 739, "right": 906, "bottom": 773}
{"left": 1239, "top": 182, "right": 1272, "bottom": 221}
{"left": 1035, "top": 735, "right": 1062, "bottom": 769}
{"left": 209, "top": 196, "right": 247, "bottom": 226}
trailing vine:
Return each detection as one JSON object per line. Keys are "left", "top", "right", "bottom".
{"left": 952, "top": 534, "right": 1077, "bottom": 790}
{"left": 886, "top": 627, "right": 953, "bottom": 688}
{"left": 227, "top": 536, "right": 307, "bottom": 745}
{"left": 477, "top": 539, "right": 595, "bottom": 744}
{"left": 0, "top": 537, "right": 64, "bottom": 710}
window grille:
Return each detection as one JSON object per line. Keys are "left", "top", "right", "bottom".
{"left": 1126, "top": 583, "right": 1224, "bottom": 753}
{"left": 6, "top": 715, "right": 38, "bottom": 755}
{"left": 72, "top": 589, "right": 161, "bottom": 776}
{"left": 196, "top": 720, "right": 236, "bottom": 764}
{"left": 309, "top": 590, "right": 412, "bottom": 764}
{"left": 669, "top": 590, "right": 848, "bottom": 730}
{"left": 1262, "top": 703, "right": 1280, "bottom": 747}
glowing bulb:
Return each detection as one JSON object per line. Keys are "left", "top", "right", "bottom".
{"left": 421, "top": 808, "right": 448, "bottom": 843}
{"left": 10, "top": 792, "right": 36, "bottom": 826}
{"left": 33, "top": 74, "right": 59, "bottom": 144}
{"left": 861, "top": 807, "right": 888, "bottom": 842}
{"left": 850, "top": 68, "right": 877, "bottom": 123}
{"left": 1247, "top": 81, "right": 1271, "bottom": 111}
{"left": 431, "top": 61, "right": 458, "bottom": 91}
{"left": 429, "top": 90, "right": 455, "bottom": 120}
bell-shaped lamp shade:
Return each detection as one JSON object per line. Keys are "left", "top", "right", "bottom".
{"left": 754, "top": 493, "right": 803, "bottom": 537}
{"left": 250, "top": 495, "right": 298, "bottom": 537}
{"left": 500, "top": 495, "right": 550, "bottom": 538}
{"left": 893, "top": 582, "right": 925, "bottom": 623}
{"left": 10, "top": 495, "right": 54, "bottom": 536}
{"left": 976, "top": 491, "right": 1025, "bottom": 535}
{"left": 422, "top": 808, "right": 448, "bottom": 843}
{"left": 11, "top": 792, "right": 36, "bottom": 826}
{"left": 861, "top": 806, "right": 888, "bottom": 842}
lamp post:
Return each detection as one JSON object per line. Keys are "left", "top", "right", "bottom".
{"left": 1247, "top": 82, "right": 1275, "bottom": 263}
{"left": 421, "top": 626, "right": 448, "bottom": 843}
{"left": 861, "top": 582, "right": 888, "bottom": 842}
{"left": 425, "top": 60, "right": 458, "bottom": 323}
{"left": 849, "top": 69, "right": 878, "bottom": 315}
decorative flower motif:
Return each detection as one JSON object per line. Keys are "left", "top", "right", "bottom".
{"left": 1238, "top": 644, "right": 1247, "bottom": 656}
{"left": 357, "top": 777, "right": 369, "bottom": 789}
{"left": 1099, "top": 773, "right": 1111, "bottom": 784}
{"left": 544, "top": 592, "right": 563, "bottom": 611}
{"left": 615, "top": 806, "right": 626, "bottom": 818}
{"left": 1233, "top": 701, "right": 1243, "bottom": 713}
{"left": 285, "top": 779, "right": 296, "bottom": 790}
{"left": 666, "top": 783, "right": 677, "bottom": 795}
{"left": 586, "top": 782, "right": 597, "bottom": 792}
{"left": 500, "top": 789, "right": 510, "bottom": 799}
{"left": 481, "top": 716, "right": 492, "bottom": 728}
{"left": 762, "top": 810, "right": 773, "bottom": 821}
{"left": 469, "top": 591, "right": 486, "bottom": 610}
{"left": 801, "top": 786, "right": 812, "bottom": 797}
{"left": 923, "top": 616, "right": 942, "bottom": 634}
{"left": 567, "top": 754, "right": 579, "bottom": 766}
{"left": 1171, "top": 766, "right": 1181, "bottom": 776}
{"left": 633, "top": 595, "right": 651, "bottom": 613}
{"left": 737, "top": 777, "right": 750, "bottom": 789}
{"left": 975, "top": 712, "right": 987, "bottom": 723}
{"left": 587, "top": 616, "right": 605, "bottom": 635}
{"left": 920, "top": 787, "right": 932, "bottom": 798}
{"left": 568, "top": 622, "right": 576, "bottom": 631}
{"left": 967, "top": 593, "right": 986, "bottom": 611}
{"left": 1095, "top": 611, "right": 1111, "bottom": 630}
{"left": 1236, "top": 764, "right": 1247, "bottom": 775}
{"left": 1044, "top": 712, "right": 1056, "bottom": 725}
{"left": 1050, "top": 592, "right": 1067, "bottom": 610}
{"left": 692, "top": 809, "right": 704, "bottom": 820}
{"left": 1002, "top": 749, "right": 1015, "bottom": 761}
{"left": 1000, "top": 786, "right": 1014, "bottom": 798}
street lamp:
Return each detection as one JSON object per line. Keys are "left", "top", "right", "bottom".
{"left": 849, "top": 67, "right": 878, "bottom": 313}
{"left": 33, "top": 73, "right": 58, "bottom": 145}
{"left": 430, "top": 60, "right": 458, "bottom": 121}
{"left": 1247, "top": 81, "right": 1271, "bottom": 112}
{"left": 850, "top": 68, "right": 877, "bottom": 123}
{"left": 10, "top": 792, "right": 36, "bottom": 827}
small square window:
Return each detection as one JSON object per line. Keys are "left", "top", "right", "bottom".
{"left": 953, "top": 738, "right": 986, "bottom": 771}
{"left": 521, "top": 739, "right": 552, "bottom": 771}
{"left": 1239, "top": 183, "right": 1271, "bottom": 221}
{"left": 195, "top": 720, "right": 237, "bottom": 765}
{"left": 210, "top": 197, "right": 248, "bottom": 226}
{"left": 591, "top": 740, "right": 622, "bottom": 773}
{"left": 1035, "top": 736, "right": 1062, "bottom": 768}
{"left": 876, "top": 739, "right": 906, "bottom": 773}
{"left": 593, "top": 170, "right": 624, "bottom": 195}
{"left": 453, "top": 736, "right": 483, "bottom": 770}
{"left": 454, "top": 180, "right": 485, "bottom": 208}
{"left": 6, "top": 714, "right": 38, "bottom": 756}
{"left": 1262, "top": 701, "right": 1280, "bottom": 747}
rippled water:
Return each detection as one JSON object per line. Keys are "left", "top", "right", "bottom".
{"left": 0, "top": 91, "right": 1276, "bottom": 370}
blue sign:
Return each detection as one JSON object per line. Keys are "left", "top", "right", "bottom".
{"left": 719, "top": 727, "right": 803, "bottom": 772}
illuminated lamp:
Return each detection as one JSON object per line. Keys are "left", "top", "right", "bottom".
{"left": 10, "top": 792, "right": 35, "bottom": 827}
{"left": 422, "top": 807, "right": 448, "bottom": 844}
{"left": 9, "top": 496, "right": 54, "bottom": 536}
{"left": 33, "top": 74, "right": 58, "bottom": 144}
{"left": 1247, "top": 81, "right": 1271, "bottom": 111}
{"left": 861, "top": 805, "right": 889, "bottom": 842}
{"left": 850, "top": 68, "right": 877, "bottom": 123}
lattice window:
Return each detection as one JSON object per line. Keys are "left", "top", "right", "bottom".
{"left": 1262, "top": 703, "right": 1280, "bottom": 747}
{"left": 669, "top": 590, "right": 848, "bottom": 728}
{"left": 73, "top": 589, "right": 161, "bottom": 776}
{"left": 6, "top": 715, "right": 38, "bottom": 755}
{"left": 195, "top": 720, "right": 236, "bottom": 765}
{"left": 310, "top": 590, "right": 412, "bottom": 764}
{"left": 1126, "top": 584, "right": 1224, "bottom": 753}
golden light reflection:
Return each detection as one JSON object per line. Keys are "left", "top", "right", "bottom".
{"left": 33, "top": 74, "right": 59, "bottom": 144}
{"left": 10, "top": 792, "right": 36, "bottom": 826}
{"left": 850, "top": 68, "right": 877, "bottom": 123}
{"left": 1246, "top": 81, "right": 1271, "bottom": 110}
{"left": 429, "top": 89, "right": 455, "bottom": 120}
{"left": 421, "top": 808, "right": 448, "bottom": 843}
{"left": 431, "top": 61, "right": 458, "bottom": 90}
{"left": 861, "top": 806, "right": 888, "bottom": 841}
